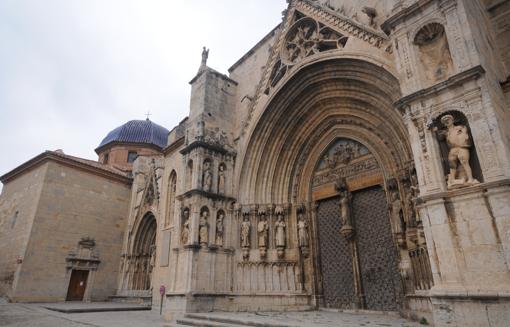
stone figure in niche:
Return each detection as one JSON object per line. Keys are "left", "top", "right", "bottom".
{"left": 438, "top": 114, "right": 479, "bottom": 188}
{"left": 215, "top": 212, "right": 224, "bottom": 247}
{"left": 181, "top": 209, "right": 190, "bottom": 245}
{"left": 199, "top": 210, "right": 209, "bottom": 247}
{"left": 240, "top": 214, "right": 251, "bottom": 261}
{"left": 275, "top": 210, "right": 286, "bottom": 259}
{"left": 257, "top": 215, "right": 269, "bottom": 258}
{"left": 405, "top": 186, "right": 417, "bottom": 229}
{"left": 388, "top": 187, "right": 404, "bottom": 236}
{"left": 218, "top": 164, "right": 226, "bottom": 194}
{"left": 336, "top": 178, "right": 354, "bottom": 239}
{"left": 202, "top": 161, "right": 213, "bottom": 192}
{"left": 297, "top": 209, "right": 310, "bottom": 257}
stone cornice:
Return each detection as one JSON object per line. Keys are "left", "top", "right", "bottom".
{"left": 179, "top": 140, "right": 236, "bottom": 156}
{"left": 189, "top": 66, "right": 239, "bottom": 86}
{"left": 395, "top": 65, "right": 485, "bottom": 110}
{"left": 163, "top": 137, "right": 185, "bottom": 156}
{"left": 418, "top": 179, "right": 510, "bottom": 203}
{"left": 94, "top": 141, "right": 164, "bottom": 155}
{"left": 176, "top": 189, "right": 236, "bottom": 202}
{"left": 382, "top": 0, "right": 434, "bottom": 34}
{"left": 0, "top": 151, "right": 132, "bottom": 185}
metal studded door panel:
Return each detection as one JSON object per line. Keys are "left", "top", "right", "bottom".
{"left": 353, "top": 186, "right": 402, "bottom": 311}
{"left": 317, "top": 197, "right": 354, "bottom": 309}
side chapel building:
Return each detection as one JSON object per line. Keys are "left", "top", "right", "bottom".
{"left": 1, "top": 0, "right": 510, "bottom": 326}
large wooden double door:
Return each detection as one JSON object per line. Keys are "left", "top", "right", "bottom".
{"left": 317, "top": 186, "right": 402, "bottom": 311}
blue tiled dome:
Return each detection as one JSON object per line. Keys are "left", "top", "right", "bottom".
{"left": 96, "top": 119, "right": 170, "bottom": 151}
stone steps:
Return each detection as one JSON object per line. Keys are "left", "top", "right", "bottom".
{"left": 170, "top": 313, "right": 295, "bottom": 327}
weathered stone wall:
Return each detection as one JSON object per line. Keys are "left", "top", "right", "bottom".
{"left": 11, "top": 161, "right": 130, "bottom": 302}
{"left": 0, "top": 164, "right": 47, "bottom": 299}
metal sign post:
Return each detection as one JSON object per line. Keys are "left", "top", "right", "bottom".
{"left": 159, "top": 285, "right": 166, "bottom": 315}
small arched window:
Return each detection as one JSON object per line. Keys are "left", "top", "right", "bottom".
{"left": 166, "top": 170, "right": 177, "bottom": 227}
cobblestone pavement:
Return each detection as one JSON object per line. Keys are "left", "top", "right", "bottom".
{"left": 0, "top": 301, "right": 425, "bottom": 327}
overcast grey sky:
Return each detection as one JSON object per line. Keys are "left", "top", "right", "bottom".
{"left": 0, "top": 0, "right": 287, "bottom": 180}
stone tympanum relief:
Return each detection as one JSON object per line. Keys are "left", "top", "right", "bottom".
{"left": 181, "top": 208, "right": 191, "bottom": 245}
{"left": 313, "top": 139, "right": 381, "bottom": 188}
{"left": 274, "top": 207, "right": 287, "bottom": 259}
{"left": 199, "top": 208, "right": 209, "bottom": 247}
{"left": 434, "top": 114, "right": 480, "bottom": 189}
{"left": 414, "top": 23, "right": 454, "bottom": 83}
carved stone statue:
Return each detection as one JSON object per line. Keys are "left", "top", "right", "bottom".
{"left": 297, "top": 211, "right": 309, "bottom": 249}
{"left": 218, "top": 164, "right": 226, "bottom": 194}
{"left": 181, "top": 209, "right": 190, "bottom": 245}
{"left": 440, "top": 114, "right": 479, "bottom": 188}
{"left": 216, "top": 212, "right": 224, "bottom": 247}
{"left": 275, "top": 212, "right": 286, "bottom": 259}
{"left": 405, "top": 187, "right": 417, "bottom": 229}
{"left": 201, "top": 47, "right": 209, "bottom": 67}
{"left": 336, "top": 178, "right": 354, "bottom": 239}
{"left": 257, "top": 215, "right": 269, "bottom": 258}
{"left": 203, "top": 161, "right": 213, "bottom": 192}
{"left": 199, "top": 210, "right": 209, "bottom": 247}
{"left": 240, "top": 214, "right": 251, "bottom": 261}
{"left": 389, "top": 189, "right": 403, "bottom": 235}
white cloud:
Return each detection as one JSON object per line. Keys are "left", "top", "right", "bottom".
{"left": 0, "top": 0, "right": 287, "bottom": 185}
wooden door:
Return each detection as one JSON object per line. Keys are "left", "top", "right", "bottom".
{"left": 66, "top": 270, "right": 89, "bottom": 301}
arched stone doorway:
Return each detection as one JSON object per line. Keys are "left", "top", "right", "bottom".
{"left": 313, "top": 138, "right": 401, "bottom": 310}
{"left": 125, "top": 212, "right": 157, "bottom": 293}
{"left": 237, "top": 58, "right": 417, "bottom": 312}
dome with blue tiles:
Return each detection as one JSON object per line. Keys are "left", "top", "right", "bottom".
{"left": 96, "top": 119, "right": 170, "bottom": 152}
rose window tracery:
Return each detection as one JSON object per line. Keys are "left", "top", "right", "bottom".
{"left": 267, "top": 16, "right": 348, "bottom": 92}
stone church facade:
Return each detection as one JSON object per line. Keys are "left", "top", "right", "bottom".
{"left": 1, "top": 0, "right": 510, "bottom": 326}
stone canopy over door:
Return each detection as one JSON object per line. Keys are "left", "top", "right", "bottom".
{"left": 314, "top": 139, "right": 401, "bottom": 310}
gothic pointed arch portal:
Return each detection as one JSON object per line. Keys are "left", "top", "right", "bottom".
{"left": 124, "top": 212, "right": 157, "bottom": 293}
{"left": 237, "top": 58, "right": 416, "bottom": 311}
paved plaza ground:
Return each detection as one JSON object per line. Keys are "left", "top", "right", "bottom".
{"left": 0, "top": 300, "right": 425, "bottom": 327}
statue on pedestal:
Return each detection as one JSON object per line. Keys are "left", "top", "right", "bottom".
{"left": 257, "top": 215, "right": 269, "bottom": 258}
{"left": 216, "top": 212, "right": 224, "bottom": 247}
{"left": 199, "top": 210, "right": 209, "bottom": 247}
{"left": 181, "top": 208, "right": 190, "bottom": 245}
{"left": 240, "top": 214, "right": 251, "bottom": 261}
{"left": 336, "top": 178, "right": 354, "bottom": 239}
{"left": 203, "top": 161, "right": 213, "bottom": 192}
{"left": 275, "top": 209, "right": 286, "bottom": 259}
{"left": 218, "top": 164, "right": 226, "bottom": 194}
{"left": 440, "top": 114, "right": 479, "bottom": 188}
{"left": 297, "top": 207, "right": 309, "bottom": 257}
